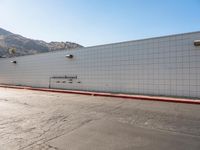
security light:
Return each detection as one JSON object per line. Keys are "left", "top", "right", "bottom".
{"left": 194, "top": 40, "right": 200, "bottom": 46}
{"left": 11, "top": 60, "right": 17, "bottom": 64}
{"left": 65, "top": 54, "right": 73, "bottom": 58}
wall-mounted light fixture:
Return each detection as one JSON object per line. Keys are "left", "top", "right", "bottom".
{"left": 194, "top": 40, "right": 200, "bottom": 46}
{"left": 65, "top": 54, "right": 73, "bottom": 59}
{"left": 10, "top": 60, "right": 17, "bottom": 64}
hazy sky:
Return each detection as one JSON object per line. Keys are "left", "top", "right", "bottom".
{"left": 0, "top": 0, "right": 199, "bottom": 46}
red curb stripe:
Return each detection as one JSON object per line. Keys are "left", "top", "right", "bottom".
{"left": 0, "top": 85, "right": 200, "bottom": 105}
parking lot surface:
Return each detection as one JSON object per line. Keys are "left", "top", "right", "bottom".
{"left": 0, "top": 87, "right": 200, "bottom": 150}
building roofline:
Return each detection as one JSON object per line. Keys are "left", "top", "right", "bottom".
{"left": 85, "top": 30, "right": 200, "bottom": 49}
{"left": 1, "top": 31, "right": 200, "bottom": 60}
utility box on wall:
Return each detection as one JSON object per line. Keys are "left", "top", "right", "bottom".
{"left": 0, "top": 31, "right": 200, "bottom": 98}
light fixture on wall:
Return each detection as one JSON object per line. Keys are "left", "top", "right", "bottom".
{"left": 65, "top": 54, "right": 73, "bottom": 59}
{"left": 10, "top": 60, "right": 17, "bottom": 64}
{"left": 194, "top": 40, "right": 200, "bottom": 46}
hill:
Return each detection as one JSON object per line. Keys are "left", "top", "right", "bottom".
{"left": 0, "top": 27, "right": 83, "bottom": 58}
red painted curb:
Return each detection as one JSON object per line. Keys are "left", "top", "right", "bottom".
{"left": 0, "top": 85, "right": 200, "bottom": 105}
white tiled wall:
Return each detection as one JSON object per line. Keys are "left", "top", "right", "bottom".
{"left": 0, "top": 32, "right": 200, "bottom": 98}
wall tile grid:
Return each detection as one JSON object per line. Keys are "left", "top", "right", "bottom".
{"left": 0, "top": 32, "right": 200, "bottom": 98}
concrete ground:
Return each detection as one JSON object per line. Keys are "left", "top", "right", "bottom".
{"left": 0, "top": 87, "right": 200, "bottom": 150}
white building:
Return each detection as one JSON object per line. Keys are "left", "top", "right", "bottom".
{"left": 0, "top": 32, "right": 200, "bottom": 98}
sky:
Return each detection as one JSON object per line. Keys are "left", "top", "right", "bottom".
{"left": 0, "top": 0, "right": 199, "bottom": 46}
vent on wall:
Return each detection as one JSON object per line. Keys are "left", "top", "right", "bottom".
{"left": 194, "top": 40, "right": 200, "bottom": 46}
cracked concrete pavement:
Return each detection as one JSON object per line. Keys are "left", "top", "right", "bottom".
{"left": 0, "top": 87, "right": 200, "bottom": 150}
